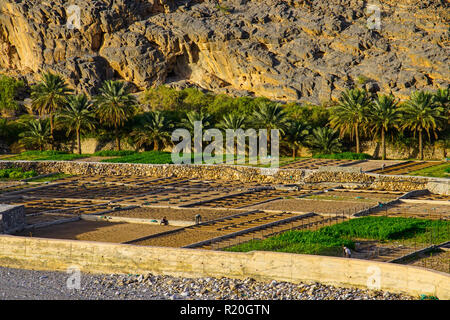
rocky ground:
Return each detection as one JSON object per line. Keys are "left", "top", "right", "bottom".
{"left": 1, "top": 0, "right": 448, "bottom": 103}
{"left": 0, "top": 266, "right": 415, "bottom": 300}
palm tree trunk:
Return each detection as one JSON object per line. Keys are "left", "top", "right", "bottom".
{"left": 50, "top": 115, "right": 54, "bottom": 150}
{"left": 292, "top": 147, "right": 296, "bottom": 160}
{"left": 115, "top": 127, "right": 121, "bottom": 151}
{"left": 381, "top": 128, "right": 386, "bottom": 160}
{"left": 154, "top": 139, "right": 159, "bottom": 151}
{"left": 77, "top": 128, "right": 81, "bottom": 155}
{"left": 419, "top": 130, "right": 423, "bottom": 160}
{"left": 355, "top": 123, "right": 360, "bottom": 154}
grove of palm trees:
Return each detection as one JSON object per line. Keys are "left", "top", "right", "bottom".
{"left": 0, "top": 72, "right": 448, "bottom": 162}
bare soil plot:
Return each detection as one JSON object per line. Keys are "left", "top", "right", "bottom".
{"left": 133, "top": 229, "right": 226, "bottom": 247}
{"left": 191, "top": 189, "right": 315, "bottom": 209}
{"left": 0, "top": 197, "right": 105, "bottom": 215}
{"left": 24, "top": 214, "right": 76, "bottom": 226}
{"left": 247, "top": 199, "right": 374, "bottom": 214}
{"left": 307, "top": 190, "right": 399, "bottom": 202}
{"left": 349, "top": 240, "right": 428, "bottom": 263}
{"left": 370, "top": 161, "right": 445, "bottom": 175}
{"left": 369, "top": 202, "right": 450, "bottom": 220}
{"left": 406, "top": 249, "right": 450, "bottom": 274}
{"left": 408, "top": 193, "right": 450, "bottom": 202}
{"left": 118, "top": 189, "right": 229, "bottom": 206}
{"left": 19, "top": 182, "right": 160, "bottom": 200}
{"left": 106, "top": 207, "right": 243, "bottom": 222}
{"left": 132, "top": 211, "right": 302, "bottom": 247}
{"left": 17, "top": 220, "right": 178, "bottom": 243}
{"left": 346, "top": 160, "right": 405, "bottom": 172}
{"left": 281, "top": 158, "right": 357, "bottom": 169}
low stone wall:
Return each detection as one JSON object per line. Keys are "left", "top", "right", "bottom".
{"left": 0, "top": 235, "right": 449, "bottom": 299}
{"left": 0, "top": 205, "right": 25, "bottom": 234}
{"left": 0, "top": 160, "right": 447, "bottom": 194}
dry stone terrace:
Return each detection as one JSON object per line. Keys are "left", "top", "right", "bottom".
{"left": 0, "top": 161, "right": 448, "bottom": 270}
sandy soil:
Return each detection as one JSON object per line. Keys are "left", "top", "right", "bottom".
{"left": 247, "top": 199, "right": 374, "bottom": 214}
{"left": 407, "top": 249, "right": 450, "bottom": 274}
{"left": 310, "top": 191, "right": 399, "bottom": 202}
{"left": 18, "top": 220, "right": 177, "bottom": 243}
{"left": 134, "top": 229, "right": 226, "bottom": 247}
{"left": 346, "top": 160, "right": 405, "bottom": 172}
{"left": 107, "top": 207, "right": 243, "bottom": 222}
{"left": 370, "top": 202, "right": 450, "bottom": 219}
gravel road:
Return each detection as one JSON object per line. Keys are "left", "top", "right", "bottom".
{"left": 0, "top": 266, "right": 415, "bottom": 300}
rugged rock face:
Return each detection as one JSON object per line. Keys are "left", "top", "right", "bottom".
{"left": 0, "top": 0, "right": 448, "bottom": 102}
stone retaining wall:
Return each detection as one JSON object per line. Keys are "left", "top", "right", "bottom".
{"left": 0, "top": 160, "right": 447, "bottom": 194}
{"left": 0, "top": 205, "right": 25, "bottom": 234}
{"left": 0, "top": 235, "right": 449, "bottom": 299}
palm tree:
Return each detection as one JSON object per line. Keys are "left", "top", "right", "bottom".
{"left": 31, "top": 72, "right": 72, "bottom": 146}
{"left": 131, "top": 111, "right": 173, "bottom": 151}
{"left": 330, "top": 88, "right": 372, "bottom": 154}
{"left": 19, "top": 119, "right": 51, "bottom": 151}
{"left": 94, "top": 80, "right": 137, "bottom": 151}
{"left": 285, "top": 121, "right": 310, "bottom": 159}
{"left": 218, "top": 114, "right": 247, "bottom": 130}
{"left": 251, "top": 102, "right": 289, "bottom": 154}
{"left": 57, "top": 94, "right": 97, "bottom": 154}
{"left": 307, "top": 127, "right": 342, "bottom": 155}
{"left": 180, "top": 110, "right": 213, "bottom": 133}
{"left": 433, "top": 88, "right": 449, "bottom": 110}
{"left": 368, "top": 94, "right": 401, "bottom": 160}
{"left": 400, "top": 91, "right": 445, "bottom": 160}
{"left": 252, "top": 102, "right": 289, "bottom": 135}
{"left": 180, "top": 111, "right": 213, "bottom": 154}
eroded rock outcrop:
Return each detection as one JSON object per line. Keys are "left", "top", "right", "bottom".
{"left": 0, "top": 0, "right": 448, "bottom": 102}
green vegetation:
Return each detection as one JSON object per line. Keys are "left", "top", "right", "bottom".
{"left": 25, "top": 172, "right": 71, "bottom": 182}
{"left": 408, "top": 163, "right": 450, "bottom": 178}
{"left": 0, "top": 75, "right": 24, "bottom": 112}
{"left": 307, "top": 127, "right": 342, "bottom": 155}
{"left": 226, "top": 217, "right": 450, "bottom": 255}
{"left": 92, "top": 150, "right": 136, "bottom": 157}
{"left": 1, "top": 72, "right": 448, "bottom": 164}
{"left": 330, "top": 88, "right": 372, "bottom": 154}
{"left": 94, "top": 80, "right": 138, "bottom": 151}
{"left": 216, "top": 4, "right": 231, "bottom": 14}
{"left": 31, "top": 72, "right": 73, "bottom": 146}
{"left": 224, "top": 230, "right": 355, "bottom": 256}
{"left": 313, "top": 152, "right": 372, "bottom": 160}
{"left": 0, "top": 167, "right": 37, "bottom": 180}
{"left": 400, "top": 91, "right": 446, "bottom": 160}
{"left": 101, "top": 151, "right": 173, "bottom": 164}
{"left": 8, "top": 150, "right": 87, "bottom": 161}
{"left": 319, "top": 217, "right": 449, "bottom": 241}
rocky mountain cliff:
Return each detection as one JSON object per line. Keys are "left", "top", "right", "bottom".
{"left": 0, "top": 0, "right": 448, "bottom": 104}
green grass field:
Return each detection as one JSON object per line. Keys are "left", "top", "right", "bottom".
{"left": 7, "top": 151, "right": 88, "bottom": 161}
{"left": 225, "top": 217, "right": 450, "bottom": 256}
{"left": 408, "top": 163, "right": 450, "bottom": 178}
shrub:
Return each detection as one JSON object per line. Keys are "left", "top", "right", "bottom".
{"left": 0, "top": 167, "right": 37, "bottom": 180}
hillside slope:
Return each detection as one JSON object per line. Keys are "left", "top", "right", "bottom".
{"left": 0, "top": 0, "right": 448, "bottom": 103}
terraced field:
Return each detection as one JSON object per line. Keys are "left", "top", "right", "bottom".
{"left": 370, "top": 161, "right": 445, "bottom": 175}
